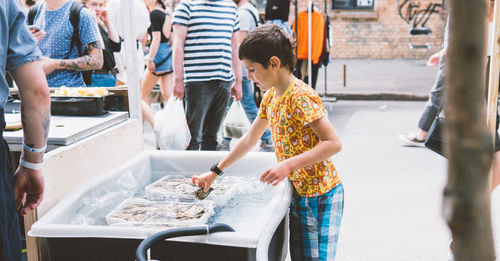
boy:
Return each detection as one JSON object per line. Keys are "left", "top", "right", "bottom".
{"left": 192, "top": 24, "right": 344, "bottom": 260}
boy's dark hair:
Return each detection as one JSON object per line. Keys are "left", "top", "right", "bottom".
{"left": 239, "top": 24, "right": 296, "bottom": 72}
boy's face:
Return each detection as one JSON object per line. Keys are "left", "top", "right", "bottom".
{"left": 242, "top": 58, "right": 274, "bottom": 92}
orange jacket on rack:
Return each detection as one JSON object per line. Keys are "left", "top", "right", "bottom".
{"left": 292, "top": 10, "right": 325, "bottom": 64}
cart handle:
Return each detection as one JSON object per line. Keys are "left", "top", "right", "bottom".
{"left": 135, "top": 223, "right": 235, "bottom": 261}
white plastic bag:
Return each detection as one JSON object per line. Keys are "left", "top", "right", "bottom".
{"left": 154, "top": 97, "right": 191, "bottom": 150}
{"left": 223, "top": 101, "right": 251, "bottom": 139}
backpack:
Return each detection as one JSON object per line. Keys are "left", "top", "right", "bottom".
{"left": 28, "top": 1, "right": 92, "bottom": 85}
{"left": 243, "top": 7, "right": 264, "bottom": 28}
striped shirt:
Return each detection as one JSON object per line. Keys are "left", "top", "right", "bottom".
{"left": 173, "top": 0, "right": 240, "bottom": 83}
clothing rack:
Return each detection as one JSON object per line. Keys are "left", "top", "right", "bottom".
{"left": 294, "top": 0, "right": 336, "bottom": 102}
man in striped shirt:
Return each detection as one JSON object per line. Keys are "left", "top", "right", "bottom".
{"left": 172, "top": 0, "right": 242, "bottom": 151}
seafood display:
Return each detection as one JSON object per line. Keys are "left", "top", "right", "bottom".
{"left": 145, "top": 175, "right": 237, "bottom": 204}
{"left": 194, "top": 187, "right": 214, "bottom": 200}
{"left": 106, "top": 198, "right": 213, "bottom": 228}
{"left": 107, "top": 176, "right": 249, "bottom": 228}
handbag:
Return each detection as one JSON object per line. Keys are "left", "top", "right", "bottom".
{"left": 424, "top": 116, "right": 445, "bottom": 157}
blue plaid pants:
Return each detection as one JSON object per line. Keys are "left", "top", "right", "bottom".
{"left": 289, "top": 183, "right": 344, "bottom": 261}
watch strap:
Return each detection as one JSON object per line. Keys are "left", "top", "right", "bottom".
{"left": 210, "top": 163, "right": 224, "bottom": 176}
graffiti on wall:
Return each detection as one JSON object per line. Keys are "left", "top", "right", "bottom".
{"left": 398, "top": 0, "right": 443, "bottom": 27}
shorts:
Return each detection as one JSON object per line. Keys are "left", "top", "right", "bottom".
{"left": 153, "top": 42, "right": 173, "bottom": 76}
{"left": 90, "top": 72, "right": 117, "bottom": 87}
{"left": 289, "top": 183, "right": 344, "bottom": 261}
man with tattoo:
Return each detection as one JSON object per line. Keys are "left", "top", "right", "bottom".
{"left": 28, "top": 0, "right": 103, "bottom": 87}
{"left": 1, "top": 1, "right": 51, "bottom": 260}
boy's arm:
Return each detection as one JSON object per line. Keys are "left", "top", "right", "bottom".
{"left": 260, "top": 116, "right": 342, "bottom": 186}
{"left": 41, "top": 41, "right": 104, "bottom": 74}
{"left": 192, "top": 117, "right": 268, "bottom": 191}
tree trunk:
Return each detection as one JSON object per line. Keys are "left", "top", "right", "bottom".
{"left": 444, "top": 0, "right": 495, "bottom": 260}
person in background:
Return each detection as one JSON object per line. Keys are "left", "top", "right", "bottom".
{"left": 193, "top": 24, "right": 344, "bottom": 260}
{"left": 141, "top": 0, "right": 173, "bottom": 128}
{"left": 28, "top": 0, "right": 103, "bottom": 87}
{"left": 172, "top": 0, "right": 242, "bottom": 150}
{"left": 1, "top": 1, "right": 51, "bottom": 260}
{"left": 399, "top": 18, "right": 448, "bottom": 145}
{"left": 81, "top": 0, "right": 121, "bottom": 87}
{"left": 106, "top": 0, "right": 150, "bottom": 86}
{"left": 265, "top": 0, "right": 292, "bottom": 35}
{"left": 217, "top": 0, "right": 274, "bottom": 152}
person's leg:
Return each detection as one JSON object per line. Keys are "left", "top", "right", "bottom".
{"left": 218, "top": 97, "right": 233, "bottom": 151}
{"left": 289, "top": 192, "right": 306, "bottom": 261}
{"left": 417, "top": 55, "right": 447, "bottom": 136}
{"left": 400, "top": 55, "right": 446, "bottom": 144}
{"left": 289, "top": 192, "right": 319, "bottom": 261}
{"left": 317, "top": 183, "right": 344, "bottom": 261}
{"left": 200, "top": 80, "right": 231, "bottom": 150}
{"left": 158, "top": 72, "right": 173, "bottom": 101}
{"left": 0, "top": 137, "right": 22, "bottom": 261}
{"left": 140, "top": 70, "right": 159, "bottom": 127}
{"left": 185, "top": 81, "right": 215, "bottom": 150}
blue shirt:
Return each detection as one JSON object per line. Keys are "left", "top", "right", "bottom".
{"left": 33, "top": 0, "right": 100, "bottom": 87}
{"left": 173, "top": 0, "right": 239, "bottom": 83}
{"left": 0, "top": 0, "right": 42, "bottom": 108}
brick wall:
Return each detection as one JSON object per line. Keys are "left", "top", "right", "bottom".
{"left": 288, "top": 0, "right": 448, "bottom": 59}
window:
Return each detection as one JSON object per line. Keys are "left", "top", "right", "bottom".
{"left": 332, "top": 0, "right": 374, "bottom": 10}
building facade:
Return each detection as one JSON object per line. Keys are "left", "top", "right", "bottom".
{"left": 257, "top": 0, "right": 448, "bottom": 59}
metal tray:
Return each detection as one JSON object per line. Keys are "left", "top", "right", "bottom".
{"left": 50, "top": 95, "right": 109, "bottom": 116}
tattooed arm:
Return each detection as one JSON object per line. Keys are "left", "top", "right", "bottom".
{"left": 41, "top": 41, "right": 104, "bottom": 74}
{"left": 9, "top": 60, "right": 51, "bottom": 216}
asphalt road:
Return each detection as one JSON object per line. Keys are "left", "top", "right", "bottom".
{"left": 328, "top": 100, "right": 449, "bottom": 260}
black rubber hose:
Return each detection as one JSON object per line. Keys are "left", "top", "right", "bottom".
{"left": 136, "top": 223, "right": 235, "bottom": 261}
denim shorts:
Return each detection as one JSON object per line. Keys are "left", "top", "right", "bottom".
{"left": 90, "top": 72, "right": 116, "bottom": 87}
{"left": 154, "top": 42, "right": 173, "bottom": 74}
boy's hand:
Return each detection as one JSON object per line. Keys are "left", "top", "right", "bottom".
{"left": 260, "top": 162, "right": 292, "bottom": 186}
{"left": 192, "top": 172, "right": 218, "bottom": 192}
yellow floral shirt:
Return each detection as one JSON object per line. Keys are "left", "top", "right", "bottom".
{"left": 258, "top": 79, "right": 341, "bottom": 197}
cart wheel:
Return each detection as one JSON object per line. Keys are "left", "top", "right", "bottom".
{"left": 135, "top": 223, "right": 234, "bottom": 261}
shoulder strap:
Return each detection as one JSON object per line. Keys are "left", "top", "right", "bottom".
{"left": 27, "top": 3, "right": 40, "bottom": 25}
{"left": 69, "top": 1, "right": 85, "bottom": 56}
{"left": 243, "top": 8, "right": 260, "bottom": 28}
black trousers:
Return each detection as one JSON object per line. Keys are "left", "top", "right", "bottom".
{"left": 0, "top": 109, "right": 22, "bottom": 261}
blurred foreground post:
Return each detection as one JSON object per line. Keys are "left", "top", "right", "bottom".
{"left": 444, "top": 0, "right": 495, "bottom": 260}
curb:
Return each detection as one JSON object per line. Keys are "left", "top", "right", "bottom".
{"left": 322, "top": 92, "right": 429, "bottom": 101}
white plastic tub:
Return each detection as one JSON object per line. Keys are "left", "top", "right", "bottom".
{"left": 29, "top": 150, "right": 292, "bottom": 261}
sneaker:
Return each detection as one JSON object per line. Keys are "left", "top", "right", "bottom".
{"left": 399, "top": 132, "right": 426, "bottom": 146}
{"left": 217, "top": 139, "right": 231, "bottom": 151}
{"left": 260, "top": 139, "right": 275, "bottom": 152}
{"left": 447, "top": 240, "right": 454, "bottom": 261}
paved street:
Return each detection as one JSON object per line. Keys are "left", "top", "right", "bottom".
{"left": 328, "top": 100, "right": 449, "bottom": 260}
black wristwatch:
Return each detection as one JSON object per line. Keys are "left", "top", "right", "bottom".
{"left": 210, "top": 163, "right": 224, "bottom": 176}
